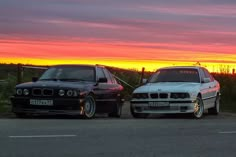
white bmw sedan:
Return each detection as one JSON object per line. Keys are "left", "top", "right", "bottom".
{"left": 130, "top": 66, "right": 220, "bottom": 119}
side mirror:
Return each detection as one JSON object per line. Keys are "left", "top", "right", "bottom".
{"left": 98, "top": 77, "right": 107, "bottom": 83}
{"left": 142, "top": 78, "right": 148, "bottom": 84}
{"left": 202, "top": 78, "right": 211, "bottom": 83}
{"left": 32, "top": 77, "right": 38, "bottom": 82}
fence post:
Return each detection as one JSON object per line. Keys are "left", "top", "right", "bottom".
{"left": 233, "top": 69, "right": 235, "bottom": 75}
{"left": 17, "top": 64, "right": 22, "bottom": 84}
{"left": 140, "top": 67, "right": 145, "bottom": 85}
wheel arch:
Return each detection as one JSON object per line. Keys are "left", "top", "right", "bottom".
{"left": 197, "top": 93, "right": 202, "bottom": 98}
{"left": 196, "top": 93, "right": 204, "bottom": 105}
{"left": 87, "top": 91, "right": 95, "bottom": 96}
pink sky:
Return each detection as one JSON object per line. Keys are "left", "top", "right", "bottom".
{"left": 0, "top": 0, "right": 236, "bottom": 71}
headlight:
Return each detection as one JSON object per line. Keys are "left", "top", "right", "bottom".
{"left": 58, "top": 89, "right": 65, "bottom": 96}
{"left": 67, "top": 90, "right": 73, "bottom": 97}
{"left": 23, "top": 89, "right": 29, "bottom": 95}
{"left": 16, "top": 89, "right": 22, "bottom": 95}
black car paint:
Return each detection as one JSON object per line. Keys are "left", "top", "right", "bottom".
{"left": 11, "top": 65, "right": 124, "bottom": 116}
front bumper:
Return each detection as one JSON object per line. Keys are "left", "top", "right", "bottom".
{"left": 11, "top": 96, "right": 84, "bottom": 115}
{"left": 131, "top": 100, "right": 196, "bottom": 114}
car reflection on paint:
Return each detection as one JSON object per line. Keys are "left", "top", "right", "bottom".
{"left": 130, "top": 66, "right": 220, "bottom": 119}
{"left": 11, "top": 64, "right": 124, "bottom": 118}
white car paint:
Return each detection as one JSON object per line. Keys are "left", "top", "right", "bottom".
{"left": 131, "top": 66, "right": 220, "bottom": 115}
{"left": 134, "top": 82, "right": 200, "bottom": 96}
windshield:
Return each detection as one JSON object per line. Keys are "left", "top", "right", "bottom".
{"left": 149, "top": 68, "right": 200, "bottom": 83}
{"left": 39, "top": 66, "right": 96, "bottom": 82}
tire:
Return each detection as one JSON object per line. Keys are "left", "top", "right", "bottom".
{"left": 130, "top": 104, "right": 149, "bottom": 118}
{"left": 83, "top": 95, "right": 96, "bottom": 119}
{"left": 108, "top": 102, "right": 122, "bottom": 118}
{"left": 192, "top": 96, "right": 204, "bottom": 119}
{"left": 208, "top": 95, "right": 220, "bottom": 115}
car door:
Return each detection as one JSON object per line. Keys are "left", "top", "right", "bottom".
{"left": 102, "top": 68, "right": 121, "bottom": 101}
{"left": 94, "top": 67, "right": 119, "bottom": 112}
{"left": 202, "top": 68, "right": 218, "bottom": 107}
{"left": 199, "top": 68, "right": 215, "bottom": 109}
{"left": 94, "top": 67, "right": 110, "bottom": 100}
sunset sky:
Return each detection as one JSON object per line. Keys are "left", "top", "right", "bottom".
{"left": 0, "top": 0, "right": 236, "bottom": 72}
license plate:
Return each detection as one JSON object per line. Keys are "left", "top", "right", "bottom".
{"left": 30, "top": 99, "right": 53, "bottom": 106}
{"left": 149, "top": 102, "right": 169, "bottom": 107}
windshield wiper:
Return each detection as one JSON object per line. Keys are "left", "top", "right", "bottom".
{"left": 59, "top": 78, "right": 87, "bottom": 82}
{"left": 40, "top": 78, "right": 91, "bottom": 82}
{"left": 39, "top": 78, "right": 58, "bottom": 81}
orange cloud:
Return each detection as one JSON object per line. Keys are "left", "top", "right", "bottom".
{"left": 1, "top": 39, "right": 236, "bottom": 72}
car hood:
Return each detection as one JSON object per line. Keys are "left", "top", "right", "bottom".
{"left": 134, "top": 82, "right": 200, "bottom": 93}
{"left": 16, "top": 81, "right": 95, "bottom": 90}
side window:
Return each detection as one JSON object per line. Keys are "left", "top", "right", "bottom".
{"left": 110, "top": 73, "right": 118, "bottom": 84}
{"left": 199, "top": 68, "right": 205, "bottom": 82}
{"left": 203, "top": 68, "right": 214, "bottom": 82}
{"left": 96, "top": 67, "right": 106, "bottom": 80}
{"left": 106, "top": 70, "right": 118, "bottom": 84}
{"left": 103, "top": 68, "right": 113, "bottom": 84}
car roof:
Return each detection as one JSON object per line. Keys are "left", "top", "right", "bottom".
{"left": 158, "top": 66, "right": 201, "bottom": 70}
{"left": 50, "top": 64, "right": 105, "bottom": 68}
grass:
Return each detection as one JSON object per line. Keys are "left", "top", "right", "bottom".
{"left": 221, "top": 103, "right": 236, "bottom": 113}
{"left": 213, "top": 73, "right": 236, "bottom": 113}
{"left": 0, "top": 100, "right": 12, "bottom": 116}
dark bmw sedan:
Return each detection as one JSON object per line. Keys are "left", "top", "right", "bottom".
{"left": 11, "top": 65, "right": 124, "bottom": 118}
